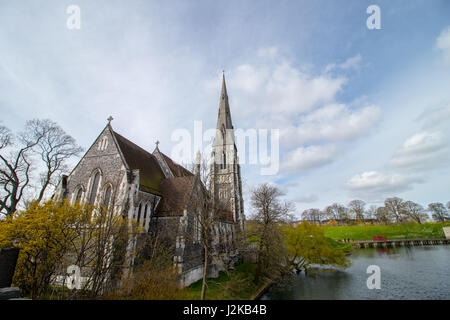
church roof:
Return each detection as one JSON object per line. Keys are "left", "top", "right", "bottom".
{"left": 111, "top": 128, "right": 194, "bottom": 199}
{"left": 161, "top": 152, "right": 194, "bottom": 177}
{"left": 113, "top": 131, "right": 165, "bottom": 195}
{"left": 154, "top": 176, "right": 197, "bottom": 216}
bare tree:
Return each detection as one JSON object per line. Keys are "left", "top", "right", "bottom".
{"left": 191, "top": 182, "right": 215, "bottom": 300}
{"left": 250, "top": 183, "right": 294, "bottom": 284}
{"left": 28, "top": 119, "right": 83, "bottom": 202}
{"left": 301, "top": 208, "right": 322, "bottom": 225}
{"left": 366, "top": 205, "right": 377, "bottom": 220}
{"left": 193, "top": 151, "right": 211, "bottom": 190}
{"left": 348, "top": 200, "right": 366, "bottom": 221}
{"left": 0, "top": 123, "right": 45, "bottom": 216}
{"left": 384, "top": 197, "right": 407, "bottom": 224}
{"left": 0, "top": 120, "right": 82, "bottom": 217}
{"left": 65, "top": 186, "right": 140, "bottom": 298}
{"left": 185, "top": 152, "right": 240, "bottom": 299}
{"left": 403, "top": 201, "right": 428, "bottom": 224}
{"left": 325, "top": 203, "right": 348, "bottom": 224}
{"left": 375, "top": 206, "right": 391, "bottom": 225}
{"left": 325, "top": 204, "right": 339, "bottom": 221}
{"left": 428, "top": 202, "right": 449, "bottom": 223}
{"left": 0, "top": 125, "right": 11, "bottom": 150}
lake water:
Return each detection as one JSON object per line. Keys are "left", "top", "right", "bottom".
{"left": 261, "top": 245, "right": 450, "bottom": 300}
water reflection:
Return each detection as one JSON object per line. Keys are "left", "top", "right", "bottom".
{"left": 375, "top": 247, "right": 390, "bottom": 255}
{"left": 261, "top": 245, "right": 450, "bottom": 300}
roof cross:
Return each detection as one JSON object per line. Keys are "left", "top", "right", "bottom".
{"left": 107, "top": 116, "right": 114, "bottom": 124}
{"left": 155, "top": 140, "right": 160, "bottom": 148}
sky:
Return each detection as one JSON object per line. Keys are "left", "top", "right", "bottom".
{"left": 1, "top": 0, "right": 449, "bottom": 218}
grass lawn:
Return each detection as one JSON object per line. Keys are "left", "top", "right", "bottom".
{"left": 322, "top": 222, "right": 450, "bottom": 241}
{"left": 184, "top": 263, "right": 264, "bottom": 300}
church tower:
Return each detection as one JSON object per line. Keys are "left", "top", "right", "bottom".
{"left": 210, "top": 73, "right": 245, "bottom": 231}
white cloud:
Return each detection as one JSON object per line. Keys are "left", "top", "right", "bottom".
{"left": 436, "top": 26, "right": 450, "bottom": 66}
{"left": 229, "top": 61, "right": 347, "bottom": 119}
{"left": 347, "top": 171, "right": 423, "bottom": 200}
{"left": 282, "top": 103, "right": 380, "bottom": 146}
{"left": 216, "top": 50, "right": 379, "bottom": 175}
{"left": 281, "top": 144, "right": 338, "bottom": 173}
{"left": 347, "top": 130, "right": 449, "bottom": 201}
{"left": 399, "top": 131, "right": 444, "bottom": 154}
{"left": 325, "top": 54, "right": 362, "bottom": 73}
{"left": 390, "top": 131, "right": 449, "bottom": 170}
{"left": 418, "top": 103, "right": 450, "bottom": 129}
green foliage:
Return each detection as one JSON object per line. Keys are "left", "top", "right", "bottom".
{"left": 0, "top": 200, "right": 90, "bottom": 298}
{"left": 327, "top": 237, "right": 353, "bottom": 253}
{"left": 322, "top": 222, "right": 450, "bottom": 241}
{"left": 284, "top": 222, "right": 351, "bottom": 273}
{"left": 0, "top": 200, "right": 134, "bottom": 299}
{"left": 185, "top": 263, "right": 261, "bottom": 300}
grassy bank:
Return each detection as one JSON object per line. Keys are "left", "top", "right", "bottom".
{"left": 184, "top": 263, "right": 265, "bottom": 300}
{"left": 322, "top": 222, "right": 450, "bottom": 241}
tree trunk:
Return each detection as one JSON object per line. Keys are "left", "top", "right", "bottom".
{"left": 37, "top": 176, "right": 50, "bottom": 202}
{"left": 200, "top": 247, "right": 208, "bottom": 300}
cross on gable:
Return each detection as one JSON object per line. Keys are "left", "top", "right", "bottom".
{"left": 107, "top": 116, "right": 114, "bottom": 124}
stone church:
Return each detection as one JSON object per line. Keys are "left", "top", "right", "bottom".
{"left": 54, "top": 74, "right": 245, "bottom": 287}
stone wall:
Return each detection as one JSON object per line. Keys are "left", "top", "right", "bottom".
{"left": 443, "top": 226, "right": 450, "bottom": 239}
{"left": 63, "top": 126, "right": 128, "bottom": 212}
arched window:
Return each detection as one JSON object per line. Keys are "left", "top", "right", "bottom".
{"left": 137, "top": 203, "right": 142, "bottom": 223}
{"left": 221, "top": 124, "right": 226, "bottom": 146}
{"left": 98, "top": 136, "right": 108, "bottom": 151}
{"left": 103, "top": 186, "right": 112, "bottom": 207}
{"left": 75, "top": 187, "right": 83, "bottom": 203}
{"left": 223, "top": 153, "right": 226, "bottom": 168}
{"left": 143, "top": 204, "right": 148, "bottom": 227}
{"left": 89, "top": 172, "right": 101, "bottom": 204}
{"left": 102, "top": 137, "right": 108, "bottom": 150}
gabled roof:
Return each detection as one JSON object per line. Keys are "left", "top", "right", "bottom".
{"left": 161, "top": 152, "right": 194, "bottom": 177}
{"left": 154, "top": 176, "right": 197, "bottom": 216}
{"left": 113, "top": 131, "right": 165, "bottom": 195}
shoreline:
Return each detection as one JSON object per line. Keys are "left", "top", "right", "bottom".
{"left": 251, "top": 280, "right": 274, "bottom": 300}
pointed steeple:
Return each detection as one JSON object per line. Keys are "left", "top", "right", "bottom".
{"left": 210, "top": 72, "right": 245, "bottom": 232}
{"left": 217, "top": 72, "right": 233, "bottom": 130}
{"left": 221, "top": 71, "right": 227, "bottom": 99}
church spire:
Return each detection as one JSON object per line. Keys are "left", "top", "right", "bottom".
{"left": 217, "top": 72, "right": 233, "bottom": 130}
{"left": 210, "top": 73, "right": 245, "bottom": 232}
{"left": 221, "top": 71, "right": 227, "bottom": 99}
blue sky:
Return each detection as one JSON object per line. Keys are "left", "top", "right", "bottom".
{"left": 1, "top": 0, "right": 449, "bottom": 217}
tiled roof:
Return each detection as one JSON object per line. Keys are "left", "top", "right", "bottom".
{"left": 161, "top": 152, "right": 194, "bottom": 177}
{"left": 111, "top": 130, "right": 207, "bottom": 217}
{"left": 113, "top": 131, "right": 165, "bottom": 195}
{"left": 155, "top": 176, "right": 197, "bottom": 216}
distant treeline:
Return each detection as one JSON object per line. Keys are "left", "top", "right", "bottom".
{"left": 300, "top": 197, "right": 450, "bottom": 225}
